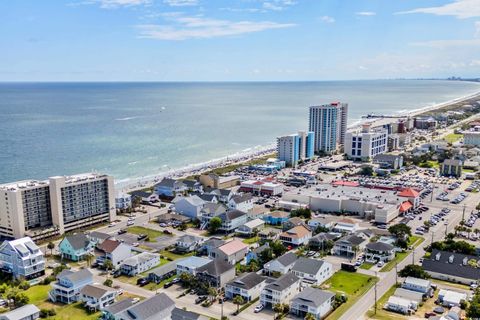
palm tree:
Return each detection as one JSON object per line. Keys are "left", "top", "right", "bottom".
{"left": 273, "top": 303, "right": 283, "bottom": 320}
{"left": 85, "top": 253, "right": 94, "bottom": 267}
{"left": 305, "top": 313, "right": 316, "bottom": 320}
{"left": 207, "top": 287, "right": 218, "bottom": 303}
{"left": 47, "top": 242, "right": 55, "bottom": 257}
{"left": 103, "top": 259, "right": 114, "bottom": 276}
{"left": 233, "top": 295, "right": 244, "bottom": 314}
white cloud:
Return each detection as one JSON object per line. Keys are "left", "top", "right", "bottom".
{"left": 96, "top": 0, "right": 150, "bottom": 8}
{"left": 163, "top": 0, "right": 198, "bottom": 6}
{"left": 356, "top": 11, "right": 376, "bottom": 16}
{"left": 411, "top": 38, "right": 480, "bottom": 48}
{"left": 262, "top": 0, "right": 296, "bottom": 11}
{"left": 320, "top": 15, "right": 335, "bottom": 23}
{"left": 136, "top": 15, "right": 295, "bottom": 40}
{"left": 397, "top": 0, "right": 480, "bottom": 19}
{"left": 476, "top": 21, "right": 480, "bottom": 37}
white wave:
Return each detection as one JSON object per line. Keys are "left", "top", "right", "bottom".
{"left": 115, "top": 116, "right": 143, "bottom": 121}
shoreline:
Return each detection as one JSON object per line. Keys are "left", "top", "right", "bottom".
{"left": 115, "top": 87, "right": 480, "bottom": 193}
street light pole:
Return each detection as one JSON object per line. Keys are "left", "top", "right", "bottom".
{"left": 374, "top": 271, "right": 378, "bottom": 315}
{"left": 462, "top": 204, "right": 466, "bottom": 222}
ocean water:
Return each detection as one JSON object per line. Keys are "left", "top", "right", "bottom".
{"left": 0, "top": 80, "right": 479, "bottom": 184}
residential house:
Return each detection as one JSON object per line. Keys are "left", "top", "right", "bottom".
{"left": 172, "top": 195, "right": 205, "bottom": 219}
{"left": 115, "top": 193, "right": 132, "bottom": 210}
{"left": 225, "top": 273, "right": 268, "bottom": 302}
{"left": 438, "top": 289, "right": 468, "bottom": 308}
{"left": 365, "top": 242, "right": 395, "bottom": 263}
{"left": 49, "top": 269, "right": 93, "bottom": 304}
{"left": 0, "top": 237, "right": 45, "bottom": 280}
{"left": 308, "top": 233, "right": 337, "bottom": 251}
{"left": 147, "top": 260, "right": 177, "bottom": 284}
{"left": 154, "top": 178, "right": 187, "bottom": 198}
{"left": 193, "top": 193, "right": 218, "bottom": 203}
{"left": 200, "top": 237, "right": 226, "bottom": 257}
{"left": 279, "top": 225, "right": 312, "bottom": 246}
{"left": 89, "top": 231, "right": 111, "bottom": 246}
{"left": 171, "top": 308, "right": 209, "bottom": 320}
{"left": 120, "top": 252, "right": 160, "bottom": 276}
{"left": 175, "top": 235, "right": 205, "bottom": 253}
{"left": 102, "top": 293, "right": 175, "bottom": 320}
{"left": 401, "top": 277, "right": 432, "bottom": 295}
{"left": 263, "top": 211, "right": 290, "bottom": 225}
{"left": 264, "top": 252, "right": 298, "bottom": 275}
{"left": 176, "top": 256, "right": 211, "bottom": 276}
{"left": 246, "top": 243, "right": 270, "bottom": 265}
{"left": 196, "top": 258, "right": 236, "bottom": 288}
{"left": 283, "top": 217, "right": 309, "bottom": 231}
{"left": 332, "top": 234, "right": 368, "bottom": 258}
{"left": 332, "top": 218, "right": 358, "bottom": 234}
{"left": 422, "top": 250, "right": 480, "bottom": 284}
{"left": 386, "top": 296, "right": 417, "bottom": 315}
{"left": 130, "top": 190, "right": 159, "bottom": 204}
{"left": 80, "top": 284, "right": 118, "bottom": 311}
{"left": 258, "top": 228, "right": 281, "bottom": 241}
{"left": 260, "top": 273, "right": 300, "bottom": 308}
{"left": 290, "top": 258, "right": 333, "bottom": 284}
{"left": 236, "top": 218, "right": 265, "bottom": 236}
{"left": 308, "top": 217, "right": 335, "bottom": 231}
{"left": 393, "top": 288, "right": 424, "bottom": 304}
{"left": 59, "top": 233, "right": 94, "bottom": 261}
{"left": 96, "top": 239, "right": 132, "bottom": 269}
{"left": 211, "top": 239, "right": 248, "bottom": 264}
{"left": 202, "top": 209, "right": 248, "bottom": 233}
{"left": 182, "top": 180, "right": 203, "bottom": 193}
{"left": 0, "top": 304, "right": 40, "bottom": 320}
{"left": 290, "top": 287, "right": 335, "bottom": 320}
{"left": 228, "top": 194, "right": 254, "bottom": 212}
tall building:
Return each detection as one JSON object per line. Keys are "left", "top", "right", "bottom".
{"left": 277, "top": 131, "right": 315, "bottom": 167}
{"left": 309, "top": 102, "right": 348, "bottom": 154}
{"left": 344, "top": 124, "right": 388, "bottom": 161}
{"left": 0, "top": 173, "right": 115, "bottom": 240}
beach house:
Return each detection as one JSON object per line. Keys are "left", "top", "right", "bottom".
{"left": 59, "top": 233, "right": 94, "bottom": 261}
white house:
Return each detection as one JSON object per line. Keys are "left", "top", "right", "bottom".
{"left": 236, "top": 218, "right": 265, "bottom": 236}
{"left": 332, "top": 234, "right": 368, "bottom": 258}
{"left": 438, "top": 289, "right": 468, "bottom": 307}
{"left": 307, "top": 217, "right": 335, "bottom": 230}
{"left": 225, "top": 273, "right": 267, "bottom": 302}
{"left": 332, "top": 218, "right": 358, "bottom": 234}
{"left": 279, "top": 225, "right": 312, "bottom": 246}
{"left": 260, "top": 273, "right": 300, "bottom": 309}
{"left": 175, "top": 234, "right": 205, "bottom": 253}
{"left": 96, "top": 239, "right": 132, "bottom": 269}
{"left": 173, "top": 195, "right": 206, "bottom": 219}
{"left": 0, "top": 304, "right": 40, "bottom": 320}
{"left": 120, "top": 252, "right": 160, "bottom": 276}
{"left": 228, "top": 194, "right": 254, "bottom": 212}
{"left": 0, "top": 237, "right": 45, "bottom": 280}
{"left": 264, "top": 252, "right": 298, "bottom": 275}
{"left": 364, "top": 242, "right": 395, "bottom": 263}
{"left": 401, "top": 277, "right": 432, "bottom": 295}
{"left": 386, "top": 296, "right": 417, "bottom": 315}
{"left": 290, "top": 287, "right": 335, "bottom": 320}
{"left": 211, "top": 239, "right": 248, "bottom": 265}
{"left": 80, "top": 284, "right": 118, "bottom": 311}
{"left": 290, "top": 258, "right": 333, "bottom": 284}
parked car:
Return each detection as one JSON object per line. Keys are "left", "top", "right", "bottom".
{"left": 195, "top": 296, "right": 207, "bottom": 304}
{"left": 254, "top": 304, "right": 264, "bottom": 313}
{"left": 137, "top": 278, "right": 149, "bottom": 286}
{"left": 118, "top": 229, "right": 127, "bottom": 235}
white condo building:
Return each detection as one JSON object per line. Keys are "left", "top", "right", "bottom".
{"left": 0, "top": 173, "right": 115, "bottom": 240}
{"left": 309, "top": 102, "right": 348, "bottom": 154}
{"left": 277, "top": 131, "right": 314, "bottom": 167}
{"left": 345, "top": 125, "right": 388, "bottom": 161}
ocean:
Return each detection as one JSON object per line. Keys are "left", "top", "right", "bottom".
{"left": 1, "top": 80, "right": 479, "bottom": 185}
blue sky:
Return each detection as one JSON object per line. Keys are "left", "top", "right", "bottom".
{"left": 1, "top": 0, "right": 480, "bottom": 81}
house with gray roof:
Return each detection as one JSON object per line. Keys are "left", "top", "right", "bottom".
{"left": 89, "top": 231, "right": 111, "bottom": 246}
{"left": 147, "top": 260, "right": 178, "bottom": 284}
{"left": 175, "top": 234, "right": 205, "bottom": 253}
{"left": 130, "top": 190, "right": 159, "bottom": 204}
{"left": 196, "top": 258, "right": 236, "bottom": 288}
{"left": 422, "top": 249, "right": 480, "bottom": 285}
{"left": 365, "top": 241, "right": 395, "bottom": 263}
{"left": 80, "top": 284, "right": 117, "bottom": 311}
{"left": 228, "top": 193, "right": 254, "bottom": 212}
{"left": 200, "top": 237, "right": 226, "bottom": 257}
{"left": 181, "top": 180, "right": 203, "bottom": 193}
{"left": 103, "top": 293, "right": 175, "bottom": 320}
{"left": 225, "top": 272, "right": 268, "bottom": 301}
{"left": 120, "top": 252, "right": 160, "bottom": 276}
{"left": 260, "top": 273, "right": 300, "bottom": 308}
{"left": 0, "top": 304, "right": 40, "bottom": 320}
{"left": 290, "top": 257, "right": 333, "bottom": 284}
{"left": 59, "top": 233, "right": 94, "bottom": 261}
{"left": 192, "top": 193, "right": 218, "bottom": 203}
{"left": 49, "top": 269, "right": 93, "bottom": 304}
{"left": 290, "top": 287, "right": 335, "bottom": 320}
{"left": 171, "top": 308, "right": 208, "bottom": 320}
{"left": 218, "top": 210, "right": 248, "bottom": 233}
{"left": 308, "top": 233, "right": 338, "bottom": 250}
{"left": 332, "top": 233, "right": 368, "bottom": 258}
{"left": 154, "top": 178, "right": 187, "bottom": 198}
{"left": 264, "top": 252, "right": 298, "bottom": 275}
{"left": 173, "top": 195, "right": 206, "bottom": 219}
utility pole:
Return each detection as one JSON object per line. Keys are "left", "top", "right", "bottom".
{"left": 462, "top": 204, "right": 466, "bottom": 222}
{"left": 445, "top": 219, "right": 448, "bottom": 237}
{"left": 431, "top": 231, "right": 435, "bottom": 245}
{"left": 395, "top": 261, "right": 398, "bottom": 285}
{"left": 412, "top": 247, "right": 415, "bottom": 264}
{"left": 430, "top": 183, "right": 434, "bottom": 202}
{"left": 374, "top": 271, "right": 378, "bottom": 315}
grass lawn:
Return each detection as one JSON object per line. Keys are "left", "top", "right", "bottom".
{"left": 366, "top": 285, "right": 405, "bottom": 320}
{"left": 359, "top": 263, "right": 374, "bottom": 270}
{"left": 322, "top": 271, "right": 377, "bottom": 320}
{"left": 242, "top": 236, "right": 259, "bottom": 245}
{"left": 159, "top": 250, "right": 194, "bottom": 261}
{"left": 380, "top": 236, "right": 424, "bottom": 272}
{"left": 444, "top": 133, "right": 462, "bottom": 143}
{"left": 144, "top": 274, "right": 177, "bottom": 291}
{"left": 127, "top": 226, "right": 170, "bottom": 242}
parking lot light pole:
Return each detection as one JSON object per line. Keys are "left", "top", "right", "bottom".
{"left": 462, "top": 204, "right": 466, "bottom": 222}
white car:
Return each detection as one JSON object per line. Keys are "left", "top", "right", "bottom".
{"left": 127, "top": 220, "right": 134, "bottom": 226}
{"left": 132, "top": 242, "right": 139, "bottom": 247}
{"left": 377, "top": 261, "right": 384, "bottom": 267}
{"left": 108, "top": 223, "right": 116, "bottom": 227}
{"left": 254, "top": 304, "right": 264, "bottom": 313}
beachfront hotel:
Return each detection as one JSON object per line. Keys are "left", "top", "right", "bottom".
{"left": 0, "top": 173, "right": 115, "bottom": 240}
{"left": 277, "top": 131, "right": 315, "bottom": 167}
{"left": 309, "top": 102, "right": 348, "bottom": 154}
{"left": 344, "top": 124, "right": 389, "bottom": 161}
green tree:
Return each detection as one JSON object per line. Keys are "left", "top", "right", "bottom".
{"left": 103, "top": 260, "right": 114, "bottom": 273}
{"left": 179, "top": 272, "right": 195, "bottom": 288}
{"left": 388, "top": 223, "right": 412, "bottom": 248}
{"left": 103, "top": 278, "right": 113, "bottom": 287}
{"left": 305, "top": 313, "right": 316, "bottom": 320}
{"left": 233, "top": 295, "right": 244, "bottom": 313}
{"left": 467, "top": 299, "right": 480, "bottom": 318}
{"left": 258, "top": 247, "right": 273, "bottom": 264}
{"left": 273, "top": 303, "right": 284, "bottom": 319}
{"left": 399, "top": 264, "right": 429, "bottom": 279}
{"left": 360, "top": 165, "right": 374, "bottom": 176}
{"left": 270, "top": 240, "right": 287, "bottom": 257}
{"left": 47, "top": 242, "right": 55, "bottom": 257}
{"left": 208, "top": 217, "right": 222, "bottom": 234}
{"left": 207, "top": 287, "right": 218, "bottom": 303}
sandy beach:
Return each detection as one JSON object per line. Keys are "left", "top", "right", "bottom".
{"left": 115, "top": 87, "right": 480, "bottom": 193}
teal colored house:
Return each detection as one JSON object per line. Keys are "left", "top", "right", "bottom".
{"left": 263, "top": 211, "right": 290, "bottom": 225}
{"left": 59, "top": 234, "right": 94, "bottom": 261}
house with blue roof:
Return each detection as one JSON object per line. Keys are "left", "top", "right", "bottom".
{"left": 154, "top": 178, "right": 187, "bottom": 198}
{"left": 49, "top": 269, "right": 93, "bottom": 304}
{"left": 176, "top": 256, "right": 211, "bottom": 276}
{"left": 263, "top": 211, "right": 290, "bottom": 225}
{"left": 59, "top": 233, "right": 94, "bottom": 261}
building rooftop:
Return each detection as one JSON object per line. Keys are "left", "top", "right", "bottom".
{"left": 122, "top": 252, "right": 159, "bottom": 267}
{"left": 117, "top": 293, "right": 175, "bottom": 320}
{"left": 80, "top": 284, "right": 115, "bottom": 299}
{"left": 264, "top": 273, "right": 299, "bottom": 292}
{"left": 280, "top": 225, "right": 311, "bottom": 239}
{"left": 63, "top": 233, "right": 91, "bottom": 251}
{"left": 57, "top": 269, "right": 92, "bottom": 284}
{"left": 197, "top": 258, "right": 234, "bottom": 276}
{"left": 218, "top": 239, "right": 248, "bottom": 256}
{"left": 226, "top": 273, "right": 266, "bottom": 290}
{"left": 274, "top": 252, "right": 298, "bottom": 267}
{"left": 291, "top": 287, "right": 334, "bottom": 308}
{"left": 0, "top": 304, "right": 40, "bottom": 320}
{"left": 291, "top": 257, "right": 328, "bottom": 275}
{"left": 366, "top": 242, "right": 394, "bottom": 252}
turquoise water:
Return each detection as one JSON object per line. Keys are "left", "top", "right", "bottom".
{"left": 0, "top": 80, "right": 479, "bottom": 183}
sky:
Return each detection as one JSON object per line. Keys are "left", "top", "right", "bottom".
{"left": 1, "top": 0, "right": 480, "bottom": 81}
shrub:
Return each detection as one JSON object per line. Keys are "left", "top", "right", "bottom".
{"left": 40, "top": 309, "right": 56, "bottom": 318}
